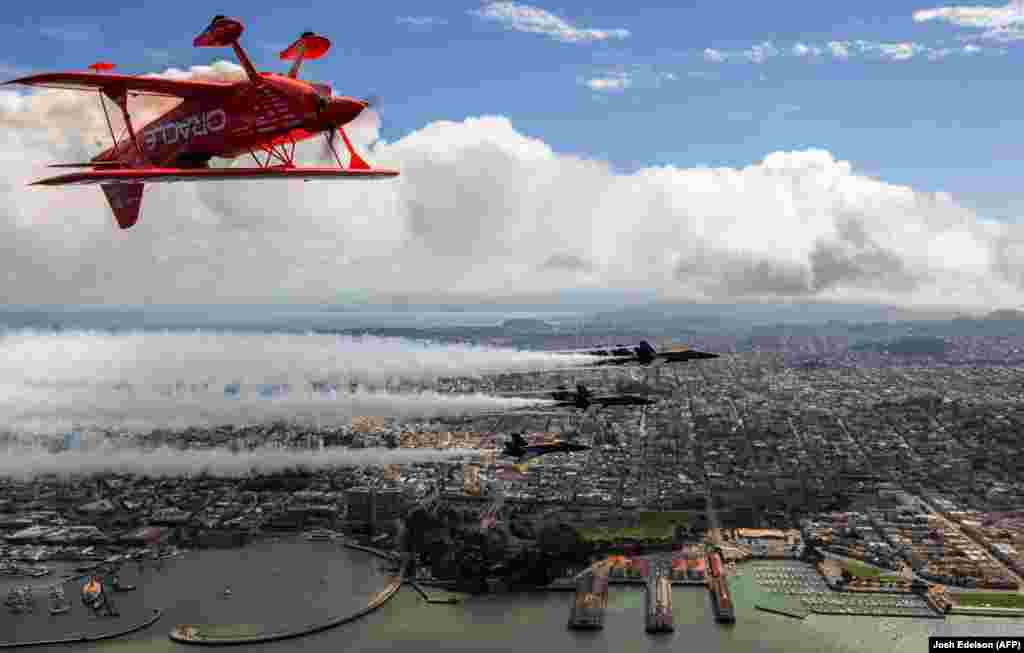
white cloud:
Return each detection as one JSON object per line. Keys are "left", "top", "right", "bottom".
{"left": 701, "top": 39, "right": 990, "bottom": 63}
{"left": 701, "top": 42, "right": 779, "bottom": 63}
{"left": 470, "top": 2, "right": 630, "bottom": 43}
{"left": 396, "top": 16, "right": 449, "bottom": 28}
{"left": 828, "top": 41, "right": 852, "bottom": 59}
{"left": 792, "top": 42, "right": 823, "bottom": 57}
{"left": 877, "top": 42, "right": 925, "bottom": 60}
{"left": 914, "top": 1, "right": 1024, "bottom": 40}
{"left": 584, "top": 74, "right": 632, "bottom": 92}
{"left": 703, "top": 48, "right": 726, "bottom": 62}
{"left": 914, "top": 1, "right": 1024, "bottom": 28}
{"left": 580, "top": 67, "right": 677, "bottom": 92}
{"left": 744, "top": 41, "right": 779, "bottom": 63}
{"left": 4, "top": 63, "right": 1024, "bottom": 309}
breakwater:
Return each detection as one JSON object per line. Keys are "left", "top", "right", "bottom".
{"left": 755, "top": 604, "right": 807, "bottom": 619}
{"left": 948, "top": 606, "right": 1024, "bottom": 618}
{"left": 169, "top": 542, "right": 404, "bottom": 646}
{"left": 342, "top": 542, "right": 399, "bottom": 560}
{"left": 0, "top": 609, "right": 163, "bottom": 649}
{"left": 169, "top": 575, "right": 402, "bottom": 646}
{"left": 408, "top": 581, "right": 460, "bottom": 604}
{"left": 809, "top": 606, "right": 944, "bottom": 619}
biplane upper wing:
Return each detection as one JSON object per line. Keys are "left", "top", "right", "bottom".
{"left": 31, "top": 167, "right": 399, "bottom": 186}
{"left": 4, "top": 72, "right": 238, "bottom": 99}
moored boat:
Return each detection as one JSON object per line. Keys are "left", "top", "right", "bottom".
{"left": 49, "top": 585, "right": 71, "bottom": 615}
{"left": 81, "top": 576, "right": 105, "bottom": 610}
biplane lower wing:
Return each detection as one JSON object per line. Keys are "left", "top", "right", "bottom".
{"left": 31, "top": 167, "right": 399, "bottom": 186}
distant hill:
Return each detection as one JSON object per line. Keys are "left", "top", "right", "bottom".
{"left": 850, "top": 335, "right": 948, "bottom": 355}
{"left": 500, "top": 318, "right": 554, "bottom": 332}
{"left": 985, "top": 309, "right": 1024, "bottom": 321}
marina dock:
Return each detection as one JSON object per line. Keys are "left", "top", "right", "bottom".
{"left": 707, "top": 552, "right": 735, "bottom": 624}
{"left": 645, "top": 571, "right": 674, "bottom": 633}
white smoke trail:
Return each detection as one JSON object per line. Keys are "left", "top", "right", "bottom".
{"left": 0, "top": 383, "right": 545, "bottom": 436}
{"left": 0, "top": 444, "right": 482, "bottom": 480}
{"left": 0, "top": 330, "right": 596, "bottom": 389}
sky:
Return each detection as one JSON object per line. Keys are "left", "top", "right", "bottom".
{"left": 3, "top": 2, "right": 1024, "bottom": 308}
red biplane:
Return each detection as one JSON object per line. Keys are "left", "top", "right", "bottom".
{"left": 4, "top": 15, "right": 398, "bottom": 229}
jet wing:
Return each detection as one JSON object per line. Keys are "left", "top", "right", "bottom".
{"left": 31, "top": 167, "right": 399, "bottom": 186}
{"left": 518, "top": 447, "right": 550, "bottom": 463}
{"left": 4, "top": 72, "right": 237, "bottom": 99}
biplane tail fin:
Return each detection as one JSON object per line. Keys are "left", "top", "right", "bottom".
{"left": 101, "top": 183, "right": 144, "bottom": 230}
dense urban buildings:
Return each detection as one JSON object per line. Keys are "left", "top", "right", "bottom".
{"left": 2, "top": 342, "right": 1024, "bottom": 601}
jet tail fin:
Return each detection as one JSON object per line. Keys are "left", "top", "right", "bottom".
{"left": 101, "top": 183, "right": 144, "bottom": 229}
{"left": 635, "top": 340, "right": 657, "bottom": 364}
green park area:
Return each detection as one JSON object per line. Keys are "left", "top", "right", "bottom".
{"left": 577, "top": 525, "right": 672, "bottom": 543}
{"left": 952, "top": 592, "right": 1024, "bottom": 610}
{"left": 842, "top": 560, "right": 882, "bottom": 578}
{"left": 638, "top": 511, "right": 689, "bottom": 529}
{"left": 577, "top": 512, "right": 686, "bottom": 544}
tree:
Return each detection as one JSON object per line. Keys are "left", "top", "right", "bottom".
{"left": 537, "top": 522, "right": 586, "bottom": 561}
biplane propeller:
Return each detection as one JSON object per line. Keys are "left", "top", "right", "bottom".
{"left": 4, "top": 15, "right": 398, "bottom": 230}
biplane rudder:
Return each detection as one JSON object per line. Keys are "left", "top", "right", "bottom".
{"left": 91, "top": 145, "right": 146, "bottom": 230}
{"left": 100, "top": 182, "right": 145, "bottom": 230}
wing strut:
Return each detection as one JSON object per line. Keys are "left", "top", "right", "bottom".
{"left": 338, "top": 127, "right": 370, "bottom": 170}
{"left": 231, "top": 42, "right": 260, "bottom": 83}
{"left": 97, "top": 90, "right": 119, "bottom": 149}
{"left": 286, "top": 41, "right": 306, "bottom": 79}
{"left": 324, "top": 133, "right": 344, "bottom": 169}
{"left": 88, "top": 63, "right": 120, "bottom": 151}
{"left": 101, "top": 89, "right": 144, "bottom": 160}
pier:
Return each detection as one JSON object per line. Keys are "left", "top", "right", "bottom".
{"left": 707, "top": 552, "right": 735, "bottom": 624}
{"left": 567, "top": 570, "right": 608, "bottom": 630}
{"left": 645, "top": 572, "right": 674, "bottom": 633}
